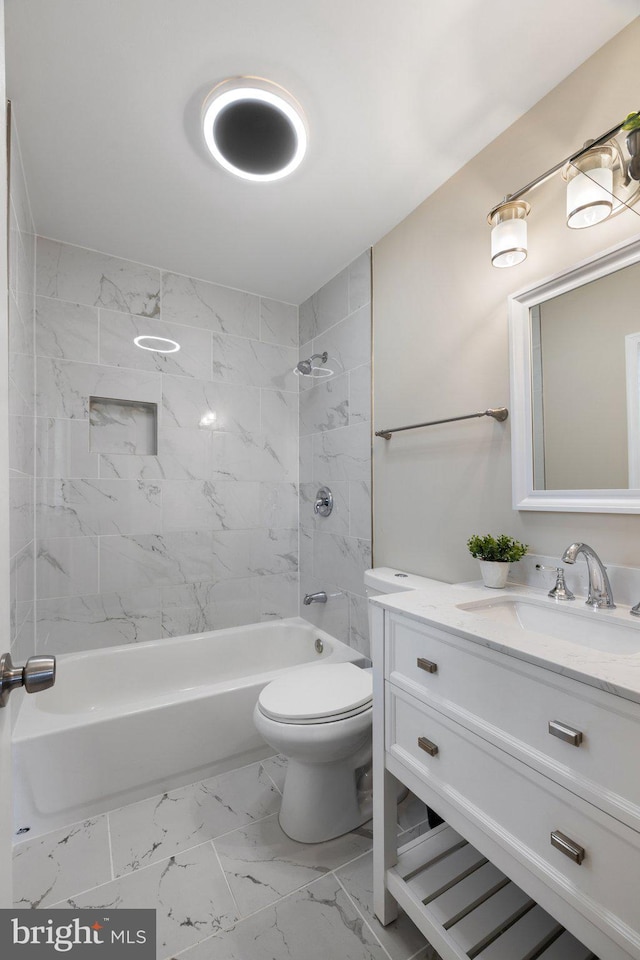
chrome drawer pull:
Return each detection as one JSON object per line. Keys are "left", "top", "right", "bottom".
{"left": 417, "top": 657, "right": 438, "bottom": 674}
{"left": 551, "top": 830, "right": 585, "bottom": 865}
{"left": 548, "top": 720, "right": 583, "bottom": 746}
{"left": 418, "top": 736, "right": 439, "bottom": 757}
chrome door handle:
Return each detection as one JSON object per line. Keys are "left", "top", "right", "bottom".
{"left": 417, "top": 657, "right": 437, "bottom": 674}
{"left": 548, "top": 720, "right": 583, "bottom": 746}
{"left": 550, "top": 830, "right": 585, "bottom": 865}
{"left": 418, "top": 736, "right": 439, "bottom": 757}
{"left": 0, "top": 652, "right": 56, "bottom": 707}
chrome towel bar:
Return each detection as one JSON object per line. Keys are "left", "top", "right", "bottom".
{"left": 375, "top": 407, "right": 508, "bottom": 440}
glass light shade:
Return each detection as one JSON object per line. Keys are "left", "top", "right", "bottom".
{"left": 566, "top": 167, "right": 614, "bottom": 228}
{"left": 490, "top": 201, "right": 529, "bottom": 268}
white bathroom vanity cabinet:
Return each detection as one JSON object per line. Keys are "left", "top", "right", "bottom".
{"left": 371, "top": 586, "right": 640, "bottom": 960}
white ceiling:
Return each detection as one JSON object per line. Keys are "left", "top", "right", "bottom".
{"left": 5, "top": 0, "right": 638, "bottom": 304}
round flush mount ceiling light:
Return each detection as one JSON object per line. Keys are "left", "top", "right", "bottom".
{"left": 202, "top": 77, "right": 308, "bottom": 182}
{"left": 134, "top": 335, "right": 181, "bottom": 353}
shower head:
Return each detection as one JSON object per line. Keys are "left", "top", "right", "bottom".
{"left": 294, "top": 351, "right": 329, "bottom": 376}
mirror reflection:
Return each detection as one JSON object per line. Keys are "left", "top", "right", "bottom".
{"left": 532, "top": 259, "right": 640, "bottom": 490}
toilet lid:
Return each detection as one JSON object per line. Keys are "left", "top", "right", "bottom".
{"left": 258, "top": 663, "right": 373, "bottom": 723}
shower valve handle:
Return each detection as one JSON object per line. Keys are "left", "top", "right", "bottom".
{"left": 0, "top": 652, "right": 56, "bottom": 707}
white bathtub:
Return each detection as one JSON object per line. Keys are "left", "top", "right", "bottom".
{"left": 13, "top": 618, "right": 365, "bottom": 837}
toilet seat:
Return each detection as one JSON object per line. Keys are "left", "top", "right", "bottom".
{"left": 258, "top": 662, "right": 373, "bottom": 724}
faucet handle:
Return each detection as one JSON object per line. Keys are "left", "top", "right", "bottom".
{"left": 536, "top": 564, "right": 575, "bottom": 601}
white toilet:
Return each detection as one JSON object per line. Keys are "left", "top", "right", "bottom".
{"left": 254, "top": 568, "right": 432, "bottom": 844}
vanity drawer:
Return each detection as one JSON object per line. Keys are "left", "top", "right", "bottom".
{"left": 386, "top": 685, "right": 640, "bottom": 948}
{"left": 386, "top": 612, "right": 640, "bottom": 829}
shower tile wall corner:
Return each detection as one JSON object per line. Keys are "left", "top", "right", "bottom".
{"left": 34, "top": 238, "right": 299, "bottom": 653}
{"left": 298, "top": 251, "right": 372, "bottom": 657}
{"left": 9, "top": 112, "right": 36, "bottom": 666}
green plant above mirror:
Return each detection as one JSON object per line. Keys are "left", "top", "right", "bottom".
{"left": 467, "top": 534, "right": 528, "bottom": 563}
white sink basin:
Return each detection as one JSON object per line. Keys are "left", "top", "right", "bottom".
{"left": 456, "top": 596, "right": 640, "bottom": 654}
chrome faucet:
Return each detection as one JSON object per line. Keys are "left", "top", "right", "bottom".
{"left": 561, "top": 542, "right": 615, "bottom": 609}
{"left": 303, "top": 591, "right": 327, "bottom": 605}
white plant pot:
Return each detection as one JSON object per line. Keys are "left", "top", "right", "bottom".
{"left": 478, "top": 559, "right": 511, "bottom": 589}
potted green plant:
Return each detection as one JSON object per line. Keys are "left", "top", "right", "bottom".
{"left": 623, "top": 112, "right": 640, "bottom": 181}
{"left": 467, "top": 534, "right": 528, "bottom": 589}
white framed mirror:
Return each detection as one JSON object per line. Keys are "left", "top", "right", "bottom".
{"left": 509, "top": 233, "right": 640, "bottom": 512}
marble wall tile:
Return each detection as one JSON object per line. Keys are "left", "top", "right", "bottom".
{"left": 10, "top": 117, "right": 34, "bottom": 237}
{"left": 161, "top": 578, "right": 259, "bottom": 636}
{"left": 15, "top": 542, "right": 35, "bottom": 603}
{"left": 36, "top": 357, "right": 162, "bottom": 419}
{"left": 36, "top": 479, "right": 162, "bottom": 538}
{"left": 9, "top": 289, "right": 33, "bottom": 358}
{"left": 99, "top": 428, "right": 211, "bottom": 480}
{"left": 12, "top": 604, "right": 35, "bottom": 663}
{"left": 299, "top": 574, "right": 350, "bottom": 644}
{"left": 349, "top": 363, "right": 372, "bottom": 424}
{"left": 10, "top": 353, "right": 35, "bottom": 416}
{"left": 259, "top": 482, "right": 298, "bottom": 529}
{"left": 312, "top": 303, "right": 371, "bottom": 377}
{"left": 348, "top": 249, "right": 372, "bottom": 313}
{"left": 252, "top": 528, "right": 298, "bottom": 577}
{"left": 8, "top": 207, "right": 19, "bottom": 297}
{"left": 162, "top": 271, "right": 260, "bottom": 338}
{"left": 260, "top": 297, "right": 298, "bottom": 347}
{"left": 35, "top": 297, "right": 99, "bottom": 362}
{"left": 256, "top": 573, "right": 298, "bottom": 620}
{"left": 210, "top": 530, "right": 255, "bottom": 581}
{"left": 214, "top": 813, "right": 371, "bottom": 917}
{"left": 162, "top": 480, "right": 260, "bottom": 532}
{"left": 299, "top": 481, "right": 349, "bottom": 536}
{"left": 99, "top": 532, "right": 214, "bottom": 592}
{"left": 212, "top": 333, "right": 298, "bottom": 392}
{"left": 313, "top": 422, "right": 371, "bottom": 482}
{"left": 63, "top": 843, "right": 239, "bottom": 959}
{"left": 35, "top": 590, "right": 162, "bottom": 653}
{"left": 299, "top": 267, "right": 349, "bottom": 345}
{"left": 313, "top": 533, "right": 371, "bottom": 598}
{"left": 178, "top": 874, "right": 390, "bottom": 960}
{"left": 210, "top": 433, "right": 297, "bottom": 483}
{"left": 349, "top": 480, "right": 372, "bottom": 540}
{"left": 261, "top": 389, "right": 298, "bottom": 435}
{"left": 348, "top": 593, "right": 371, "bottom": 660}
{"left": 13, "top": 817, "right": 112, "bottom": 909}
{"left": 10, "top": 415, "right": 35, "bottom": 477}
{"left": 299, "top": 372, "right": 349, "bottom": 436}
{"left": 35, "top": 418, "right": 100, "bottom": 478}
{"left": 35, "top": 536, "right": 99, "bottom": 599}
{"left": 37, "top": 237, "right": 161, "bottom": 317}
{"left": 161, "top": 374, "right": 260, "bottom": 434}
{"left": 299, "top": 434, "right": 313, "bottom": 484}
{"left": 10, "top": 477, "right": 34, "bottom": 558}
{"left": 99, "top": 309, "right": 211, "bottom": 379}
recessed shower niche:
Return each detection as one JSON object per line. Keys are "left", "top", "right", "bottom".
{"left": 89, "top": 397, "right": 158, "bottom": 456}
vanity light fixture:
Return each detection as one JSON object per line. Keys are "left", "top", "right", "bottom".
{"left": 488, "top": 109, "right": 640, "bottom": 267}
{"left": 489, "top": 200, "right": 530, "bottom": 268}
{"left": 134, "top": 335, "right": 181, "bottom": 353}
{"left": 202, "top": 77, "right": 308, "bottom": 182}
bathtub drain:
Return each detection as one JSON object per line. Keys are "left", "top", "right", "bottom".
{"left": 315, "top": 638, "right": 324, "bottom": 654}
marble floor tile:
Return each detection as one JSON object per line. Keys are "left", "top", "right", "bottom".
{"left": 58, "top": 842, "right": 238, "bottom": 960}
{"left": 214, "top": 813, "right": 372, "bottom": 917}
{"left": 13, "top": 816, "right": 112, "bottom": 909}
{"left": 336, "top": 851, "right": 439, "bottom": 960}
{"left": 259, "top": 754, "right": 287, "bottom": 792}
{"left": 109, "top": 761, "right": 281, "bottom": 877}
{"left": 170, "top": 874, "right": 389, "bottom": 960}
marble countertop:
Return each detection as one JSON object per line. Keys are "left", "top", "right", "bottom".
{"left": 371, "top": 579, "right": 640, "bottom": 705}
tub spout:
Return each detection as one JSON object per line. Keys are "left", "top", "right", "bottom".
{"left": 303, "top": 591, "right": 327, "bottom": 605}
